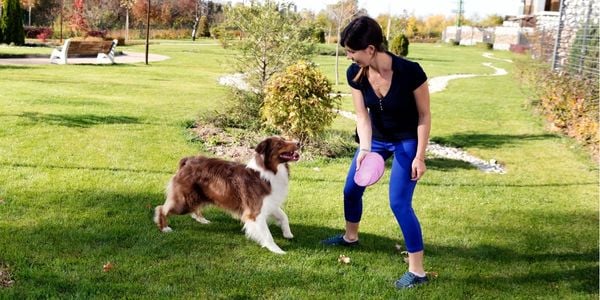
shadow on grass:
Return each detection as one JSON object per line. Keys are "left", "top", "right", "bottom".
{"left": 0, "top": 189, "right": 597, "bottom": 297}
{"left": 419, "top": 180, "right": 598, "bottom": 188}
{"left": 24, "top": 98, "right": 111, "bottom": 107}
{"left": 431, "top": 132, "right": 559, "bottom": 149}
{"left": 0, "top": 161, "right": 172, "bottom": 175}
{"left": 426, "top": 158, "right": 476, "bottom": 171}
{"left": 410, "top": 57, "right": 454, "bottom": 63}
{"left": 19, "top": 112, "right": 141, "bottom": 128}
{"left": 0, "top": 64, "right": 34, "bottom": 70}
{"left": 426, "top": 210, "right": 599, "bottom": 294}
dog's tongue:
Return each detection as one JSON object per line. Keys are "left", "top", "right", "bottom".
{"left": 281, "top": 151, "right": 300, "bottom": 161}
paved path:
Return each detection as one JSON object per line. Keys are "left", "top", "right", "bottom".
{"left": 0, "top": 51, "right": 170, "bottom": 65}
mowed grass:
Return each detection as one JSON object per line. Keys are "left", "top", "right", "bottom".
{"left": 0, "top": 40, "right": 597, "bottom": 299}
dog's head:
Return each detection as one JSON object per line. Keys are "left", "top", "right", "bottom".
{"left": 255, "top": 136, "right": 300, "bottom": 173}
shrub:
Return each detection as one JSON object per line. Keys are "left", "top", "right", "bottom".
{"left": 86, "top": 29, "right": 107, "bottom": 39}
{"left": 515, "top": 58, "right": 599, "bottom": 160}
{"left": 390, "top": 34, "right": 409, "bottom": 57}
{"left": 262, "top": 61, "right": 340, "bottom": 143}
{"left": 24, "top": 26, "right": 53, "bottom": 42}
{"left": 313, "top": 28, "right": 326, "bottom": 43}
{"left": 199, "top": 16, "right": 210, "bottom": 37}
{"left": 213, "top": 88, "right": 264, "bottom": 131}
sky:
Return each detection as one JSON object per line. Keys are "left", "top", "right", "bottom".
{"left": 227, "top": 0, "right": 525, "bottom": 19}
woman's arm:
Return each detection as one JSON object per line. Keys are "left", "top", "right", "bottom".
{"left": 351, "top": 87, "right": 372, "bottom": 170}
{"left": 412, "top": 81, "right": 431, "bottom": 181}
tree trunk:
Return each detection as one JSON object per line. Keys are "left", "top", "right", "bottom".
{"left": 125, "top": 10, "right": 129, "bottom": 42}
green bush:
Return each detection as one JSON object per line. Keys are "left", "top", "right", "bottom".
{"left": 390, "top": 34, "right": 409, "bottom": 57}
{"left": 262, "top": 61, "right": 340, "bottom": 143}
{"left": 476, "top": 42, "right": 493, "bottom": 50}
{"left": 199, "top": 15, "right": 211, "bottom": 38}
{"left": 313, "top": 28, "right": 326, "bottom": 43}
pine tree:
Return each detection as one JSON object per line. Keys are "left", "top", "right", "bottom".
{"left": 0, "top": 0, "right": 25, "bottom": 45}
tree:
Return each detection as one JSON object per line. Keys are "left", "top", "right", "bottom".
{"left": 222, "top": 0, "right": 312, "bottom": 92}
{"left": 120, "top": 0, "right": 135, "bottom": 41}
{"left": 1, "top": 0, "right": 25, "bottom": 45}
{"left": 422, "top": 14, "right": 452, "bottom": 38}
{"left": 191, "top": 0, "right": 203, "bottom": 40}
{"left": 26, "top": 0, "right": 55, "bottom": 26}
{"left": 21, "top": 0, "right": 36, "bottom": 26}
{"left": 326, "top": 0, "right": 360, "bottom": 85}
{"left": 405, "top": 16, "right": 419, "bottom": 38}
{"left": 477, "top": 14, "right": 504, "bottom": 28}
{"left": 69, "top": 0, "right": 89, "bottom": 35}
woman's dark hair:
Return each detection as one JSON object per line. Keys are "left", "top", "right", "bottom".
{"left": 340, "top": 16, "right": 384, "bottom": 51}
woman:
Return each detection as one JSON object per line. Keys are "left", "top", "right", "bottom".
{"left": 321, "top": 16, "right": 431, "bottom": 289}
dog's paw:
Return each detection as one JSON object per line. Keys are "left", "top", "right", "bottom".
{"left": 270, "top": 248, "right": 286, "bottom": 255}
{"left": 265, "top": 244, "right": 286, "bottom": 255}
{"left": 191, "top": 214, "right": 211, "bottom": 224}
{"left": 283, "top": 232, "right": 294, "bottom": 239}
{"left": 161, "top": 227, "right": 173, "bottom": 233}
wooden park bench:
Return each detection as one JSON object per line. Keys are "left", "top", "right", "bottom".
{"left": 50, "top": 39, "right": 119, "bottom": 64}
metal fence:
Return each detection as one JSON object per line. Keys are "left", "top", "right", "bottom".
{"left": 551, "top": 0, "right": 599, "bottom": 81}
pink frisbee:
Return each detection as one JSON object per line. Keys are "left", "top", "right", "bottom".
{"left": 354, "top": 152, "right": 385, "bottom": 187}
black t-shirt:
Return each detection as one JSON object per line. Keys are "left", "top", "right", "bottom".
{"left": 347, "top": 52, "right": 427, "bottom": 142}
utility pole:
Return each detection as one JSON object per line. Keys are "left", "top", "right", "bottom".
{"left": 334, "top": 1, "right": 343, "bottom": 86}
{"left": 455, "top": 0, "right": 464, "bottom": 42}
{"left": 145, "top": 0, "right": 150, "bottom": 65}
{"left": 455, "top": 0, "right": 464, "bottom": 27}
{"left": 60, "top": 0, "right": 63, "bottom": 42}
{"left": 386, "top": 2, "right": 391, "bottom": 42}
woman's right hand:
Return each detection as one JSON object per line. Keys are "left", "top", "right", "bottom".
{"left": 356, "top": 149, "right": 370, "bottom": 171}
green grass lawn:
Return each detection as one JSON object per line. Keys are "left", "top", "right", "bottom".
{"left": 0, "top": 40, "right": 597, "bottom": 299}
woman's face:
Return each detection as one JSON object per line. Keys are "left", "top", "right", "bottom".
{"left": 345, "top": 45, "right": 375, "bottom": 67}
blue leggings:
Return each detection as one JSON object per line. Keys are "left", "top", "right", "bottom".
{"left": 343, "top": 139, "right": 424, "bottom": 253}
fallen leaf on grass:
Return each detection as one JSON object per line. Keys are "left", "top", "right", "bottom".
{"left": 102, "top": 262, "right": 114, "bottom": 272}
{"left": 400, "top": 251, "right": 409, "bottom": 264}
{"left": 0, "top": 199, "right": 5, "bottom": 205}
{"left": 0, "top": 264, "right": 14, "bottom": 288}
{"left": 426, "top": 271, "right": 439, "bottom": 279}
{"left": 338, "top": 254, "right": 351, "bottom": 264}
{"left": 394, "top": 243, "right": 402, "bottom": 251}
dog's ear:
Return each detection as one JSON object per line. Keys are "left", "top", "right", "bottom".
{"left": 178, "top": 156, "right": 191, "bottom": 169}
{"left": 255, "top": 138, "right": 271, "bottom": 155}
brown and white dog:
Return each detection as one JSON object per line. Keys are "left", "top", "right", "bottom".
{"left": 153, "top": 136, "right": 300, "bottom": 254}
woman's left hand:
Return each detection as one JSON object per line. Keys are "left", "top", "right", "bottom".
{"left": 411, "top": 158, "right": 426, "bottom": 181}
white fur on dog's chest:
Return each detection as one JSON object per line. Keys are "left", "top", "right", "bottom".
{"left": 246, "top": 158, "right": 290, "bottom": 208}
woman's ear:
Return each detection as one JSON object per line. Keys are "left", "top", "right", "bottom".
{"left": 367, "top": 45, "right": 376, "bottom": 56}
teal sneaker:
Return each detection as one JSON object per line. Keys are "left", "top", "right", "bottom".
{"left": 395, "top": 271, "right": 428, "bottom": 289}
{"left": 320, "top": 234, "right": 359, "bottom": 246}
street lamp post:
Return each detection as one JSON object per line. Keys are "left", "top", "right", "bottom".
{"left": 60, "top": 0, "right": 64, "bottom": 42}
{"left": 145, "top": 0, "right": 150, "bottom": 64}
